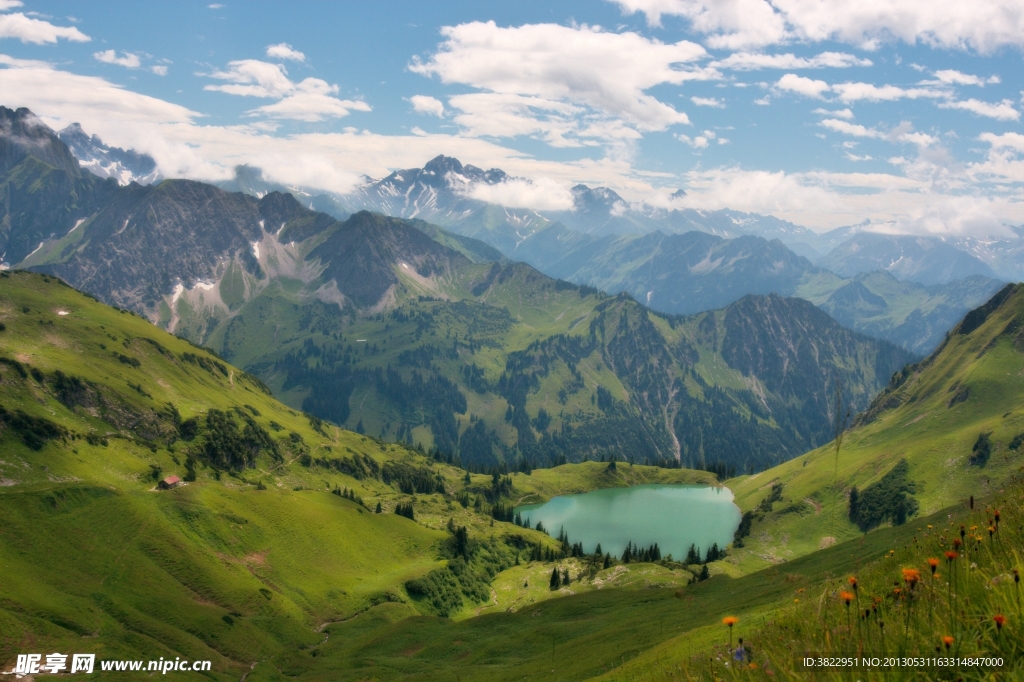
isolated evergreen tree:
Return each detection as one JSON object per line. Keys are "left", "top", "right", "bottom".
{"left": 550, "top": 567, "right": 561, "bottom": 589}
{"left": 562, "top": 568, "right": 570, "bottom": 585}
{"left": 375, "top": 501, "right": 382, "bottom": 513}
{"left": 699, "top": 564, "right": 710, "bottom": 581}
{"left": 603, "top": 553, "right": 611, "bottom": 569}
{"left": 594, "top": 543, "right": 603, "bottom": 557}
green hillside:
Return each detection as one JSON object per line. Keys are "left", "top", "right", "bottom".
{"left": 0, "top": 270, "right": 715, "bottom": 678}
{"left": 724, "top": 283, "right": 1024, "bottom": 573}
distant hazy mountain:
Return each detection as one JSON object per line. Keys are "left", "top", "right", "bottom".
{"left": 517, "top": 229, "right": 822, "bottom": 315}
{"left": 57, "top": 123, "right": 160, "bottom": 185}
{"left": 795, "top": 270, "right": 1007, "bottom": 354}
{"left": 216, "top": 165, "right": 351, "bottom": 218}
{"left": 818, "top": 232, "right": 998, "bottom": 285}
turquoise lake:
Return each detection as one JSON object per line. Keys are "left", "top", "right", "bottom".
{"left": 515, "top": 484, "right": 741, "bottom": 560}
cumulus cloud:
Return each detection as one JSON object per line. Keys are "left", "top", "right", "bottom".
{"left": 266, "top": 42, "right": 305, "bottom": 62}
{"left": 938, "top": 98, "right": 1019, "bottom": 121}
{"left": 93, "top": 50, "right": 140, "bottom": 69}
{"left": 933, "top": 69, "right": 1000, "bottom": 86}
{"left": 812, "top": 107, "right": 853, "bottom": 119}
{"left": 151, "top": 65, "right": 168, "bottom": 76}
{"left": 831, "top": 81, "right": 945, "bottom": 102}
{"left": 690, "top": 96, "right": 724, "bottom": 107}
{"left": 0, "top": 10, "right": 89, "bottom": 43}
{"left": 775, "top": 73, "right": 829, "bottom": 98}
{"left": 711, "top": 51, "right": 871, "bottom": 70}
{"left": 204, "top": 59, "right": 370, "bottom": 121}
{"left": 408, "top": 94, "right": 444, "bottom": 116}
{"left": 820, "top": 118, "right": 882, "bottom": 138}
{"left": 677, "top": 133, "right": 709, "bottom": 148}
{"left": 0, "top": 0, "right": 23, "bottom": 9}
{"left": 612, "top": 0, "right": 1024, "bottom": 53}
{"left": 456, "top": 176, "right": 574, "bottom": 210}
{"left": 0, "top": 52, "right": 659, "bottom": 199}
{"left": 410, "top": 21, "right": 714, "bottom": 147}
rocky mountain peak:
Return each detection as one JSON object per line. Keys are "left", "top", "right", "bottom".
{"left": 0, "top": 105, "right": 82, "bottom": 177}
{"left": 570, "top": 184, "right": 627, "bottom": 215}
{"left": 57, "top": 122, "right": 159, "bottom": 186}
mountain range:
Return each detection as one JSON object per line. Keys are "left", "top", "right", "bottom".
{"left": 216, "top": 162, "right": 1008, "bottom": 354}
{"left": 1, "top": 106, "right": 916, "bottom": 474}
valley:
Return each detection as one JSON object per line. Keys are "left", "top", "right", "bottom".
{"left": 1, "top": 104, "right": 1023, "bottom": 681}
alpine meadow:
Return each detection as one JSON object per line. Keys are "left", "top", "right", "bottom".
{"left": 1, "top": 2, "right": 1023, "bottom": 680}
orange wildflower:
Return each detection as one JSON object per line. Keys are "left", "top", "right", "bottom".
{"left": 839, "top": 591, "right": 855, "bottom": 606}
{"left": 847, "top": 576, "right": 858, "bottom": 591}
{"left": 945, "top": 550, "right": 959, "bottom": 562}
{"left": 926, "top": 557, "right": 940, "bottom": 573}
{"left": 723, "top": 616, "right": 738, "bottom": 627}
{"left": 902, "top": 568, "right": 921, "bottom": 587}
{"left": 994, "top": 614, "right": 1006, "bottom": 630}
{"left": 942, "top": 635, "right": 954, "bottom": 650}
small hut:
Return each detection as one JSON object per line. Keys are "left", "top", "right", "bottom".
{"left": 158, "top": 475, "right": 182, "bottom": 490}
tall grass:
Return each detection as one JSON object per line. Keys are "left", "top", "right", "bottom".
{"left": 673, "top": 476, "right": 1024, "bottom": 680}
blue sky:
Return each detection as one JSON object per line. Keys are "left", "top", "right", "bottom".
{"left": 1, "top": 0, "right": 1022, "bottom": 233}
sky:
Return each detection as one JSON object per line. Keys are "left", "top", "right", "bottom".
{"left": 0, "top": 0, "right": 1022, "bottom": 234}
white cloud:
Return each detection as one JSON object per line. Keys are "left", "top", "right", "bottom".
{"left": 266, "top": 43, "right": 305, "bottom": 62}
{"left": 0, "top": 53, "right": 662, "bottom": 200}
{"left": 753, "top": 96, "right": 770, "bottom": 105}
{"left": 938, "top": 98, "right": 1019, "bottom": 121}
{"left": 819, "top": 118, "right": 941, "bottom": 149}
{"left": 3, "top": 50, "right": 1020, "bottom": 240}
{"left": 151, "top": 65, "right": 168, "bottom": 76}
{"left": 204, "top": 59, "right": 370, "bottom": 121}
{"left": 93, "top": 50, "right": 140, "bottom": 69}
{"left": 775, "top": 73, "right": 829, "bottom": 98}
{"left": 252, "top": 80, "right": 371, "bottom": 122}
{"left": 690, "top": 96, "right": 724, "bottom": 107}
{"left": 408, "top": 94, "right": 444, "bottom": 117}
{"left": 0, "top": 0, "right": 24, "bottom": 9}
{"left": 456, "top": 176, "right": 575, "bottom": 210}
{"left": 410, "top": 21, "right": 714, "bottom": 147}
{"left": 205, "top": 59, "right": 293, "bottom": 97}
{"left": 710, "top": 51, "right": 871, "bottom": 70}
{"left": 612, "top": 0, "right": 1024, "bottom": 53}
{"left": 677, "top": 133, "right": 709, "bottom": 148}
{"left": 844, "top": 152, "right": 873, "bottom": 161}
{"left": 208, "top": 4, "right": 223, "bottom": 8}
{"left": 830, "top": 81, "right": 944, "bottom": 102}
{"left": 812, "top": 107, "right": 853, "bottom": 119}
{"left": 820, "top": 118, "right": 882, "bottom": 138}
{"left": 0, "top": 11, "right": 89, "bottom": 43}
{"left": 933, "top": 69, "right": 1000, "bottom": 86}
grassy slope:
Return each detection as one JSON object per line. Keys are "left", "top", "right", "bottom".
{"left": 723, "top": 283, "right": 1024, "bottom": 574}
{"left": 1, "top": 271, "right": 725, "bottom": 678}
{"left": 248, "top": 506, "right": 938, "bottom": 681}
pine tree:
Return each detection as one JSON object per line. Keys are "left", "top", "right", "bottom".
{"left": 603, "top": 553, "right": 611, "bottom": 569}
{"left": 594, "top": 543, "right": 602, "bottom": 557}
{"left": 562, "top": 568, "right": 570, "bottom": 585}
{"left": 375, "top": 501, "right": 382, "bottom": 513}
{"left": 699, "top": 564, "right": 710, "bottom": 581}
{"left": 550, "top": 567, "right": 561, "bottom": 590}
